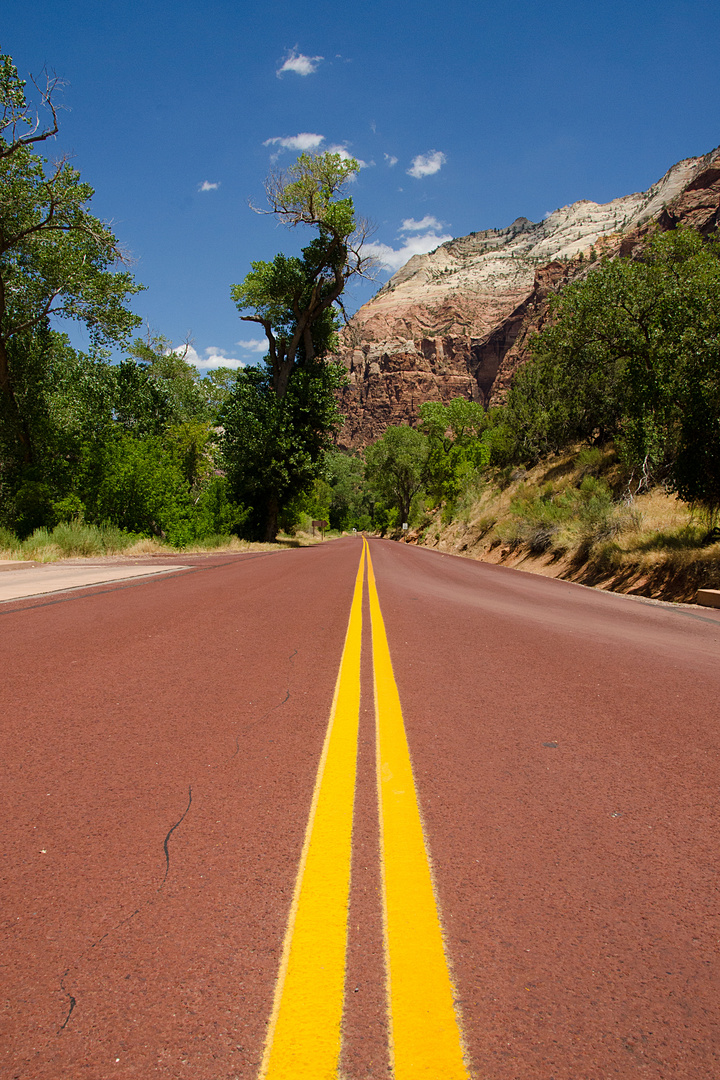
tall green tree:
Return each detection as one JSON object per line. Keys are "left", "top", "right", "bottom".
{"left": 364, "top": 424, "right": 429, "bottom": 525}
{"left": 222, "top": 360, "right": 345, "bottom": 540}
{"left": 225, "top": 152, "right": 373, "bottom": 539}
{"left": 0, "top": 53, "right": 142, "bottom": 473}
{"left": 419, "top": 397, "right": 487, "bottom": 504}
{"left": 231, "top": 152, "right": 372, "bottom": 398}
{"left": 322, "top": 450, "right": 368, "bottom": 530}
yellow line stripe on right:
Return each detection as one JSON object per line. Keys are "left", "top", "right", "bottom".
{"left": 367, "top": 544, "right": 470, "bottom": 1080}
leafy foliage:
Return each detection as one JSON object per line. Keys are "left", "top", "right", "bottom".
{"left": 231, "top": 151, "right": 372, "bottom": 400}
{"left": 323, "top": 451, "right": 370, "bottom": 530}
{"left": 492, "top": 228, "right": 720, "bottom": 515}
{"left": 364, "top": 424, "right": 429, "bottom": 524}
{"left": 0, "top": 55, "right": 143, "bottom": 469}
{"left": 419, "top": 398, "right": 488, "bottom": 506}
{"left": 221, "top": 361, "right": 345, "bottom": 540}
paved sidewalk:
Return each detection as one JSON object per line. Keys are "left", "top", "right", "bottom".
{"left": 0, "top": 562, "right": 188, "bottom": 603}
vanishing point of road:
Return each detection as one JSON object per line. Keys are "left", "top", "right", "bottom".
{"left": 2, "top": 536, "right": 720, "bottom": 1079}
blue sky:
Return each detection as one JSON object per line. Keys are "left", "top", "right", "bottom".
{"left": 3, "top": 0, "right": 719, "bottom": 369}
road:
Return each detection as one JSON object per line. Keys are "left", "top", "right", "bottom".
{"left": 2, "top": 537, "right": 719, "bottom": 1079}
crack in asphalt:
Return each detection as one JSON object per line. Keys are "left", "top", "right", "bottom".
{"left": 51, "top": 634, "right": 300, "bottom": 1038}
{"left": 58, "top": 905, "right": 141, "bottom": 1033}
{"left": 57, "top": 784, "right": 194, "bottom": 1033}
{"left": 58, "top": 986, "right": 75, "bottom": 1031}
{"left": 159, "top": 786, "right": 193, "bottom": 891}
{"left": 55, "top": 639, "right": 299, "bottom": 1036}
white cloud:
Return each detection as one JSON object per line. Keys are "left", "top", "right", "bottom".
{"left": 177, "top": 345, "right": 246, "bottom": 371}
{"left": 384, "top": 153, "right": 398, "bottom": 167}
{"left": 400, "top": 215, "right": 444, "bottom": 233}
{"left": 236, "top": 338, "right": 268, "bottom": 354}
{"left": 263, "top": 135, "right": 365, "bottom": 170}
{"left": 407, "top": 150, "right": 447, "bottom": 179}
{"left": 263, "top": 132, "right": 325, "bottom": 152}
{"left": 277, "top": 48, "right": 323, "bottom": 77}
{"left": 326, "top": 143, "right": 367, "bottom": 169}
{"left": 198, "top": 180, "right": 220, "bottom": 192}
{"left": 363, "top": 230, "right": 452, "bottom": 273}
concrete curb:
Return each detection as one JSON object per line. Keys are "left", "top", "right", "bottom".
{"left": 696, "top": 588, "right": 720, "bottom": 608}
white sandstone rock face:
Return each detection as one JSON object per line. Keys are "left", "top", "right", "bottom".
{"left": 351, "top": 152, "right": 709, "bottom": 345}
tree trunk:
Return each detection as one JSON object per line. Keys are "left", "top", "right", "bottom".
{"left": 0, "top": 337, "right": 33, "bottom": 465}
{"left": 273, "top": 356, "right": 294, "bottom": 399}
{"left": 264, "top": 493, "right": 279, "bottom": 542}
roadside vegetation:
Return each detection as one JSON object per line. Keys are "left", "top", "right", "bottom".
{"left": 0, "top": 51, "right": 367, "bottom": 552}
{"left": 302, "top": 225, "right": 720, "bottom": 601}
{"left": 418, "top": 447, "right": 720, "bottom": 602}
{"left": 0, "top": 519, "right": 319, "bottom": 563}
{"left": 2, "top": 48, "right": 718, "bottom": 600}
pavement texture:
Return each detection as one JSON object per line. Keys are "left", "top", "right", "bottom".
{"left": 2, "top": 538, "right": 720, "bottom": 1079}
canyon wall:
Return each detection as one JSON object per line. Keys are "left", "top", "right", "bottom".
{"left": 336, "top": 145, "right": 720, "bottom": 449}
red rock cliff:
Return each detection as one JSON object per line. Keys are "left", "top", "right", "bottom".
{"left": 335, "top": 145, "right": 720, "bottom": 449}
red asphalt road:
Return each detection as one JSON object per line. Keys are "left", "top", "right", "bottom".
{"left": 2, "top": 537, "right": 720, "bottom": 1079}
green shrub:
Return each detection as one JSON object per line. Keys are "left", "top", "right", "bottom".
{"left": 576, "top": 447, "right": 605, "bottom": 475}
{"left": 501, "top": 476, "right": 621, "bottom": 554}
{"left": 190, "top": 533, "right": 231, "bottom": 550}
{"left": 0, "top": 527, "right": 20, "bottom": 553}
{"left": 18, "top": 520, "right": 138, "bottom": 561}
{"left": 19, "top": 528, "right": 60, "bottom": 561}
{"left": 50, "top": 521, "right": 106, "bottom": 557}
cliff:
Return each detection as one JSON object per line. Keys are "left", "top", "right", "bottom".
{"left": 336, "top": 145, "right": 720, "bottom": 449}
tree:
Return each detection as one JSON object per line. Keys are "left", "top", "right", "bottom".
{"left": 419, "top": 397, "right": 487, "bottom": 504}
{"left": 231, "top": 152, "right": 373, "bottom": 399}
{"left": 0, "top": 328, "right": 103, "bottom": 532}
{"left": 221, "top": 360, "right": 345, "bottom": 540}
{"left": 199, "top": 366, "right": 239, "bottom": 418}
{"left": 225, "top": 152, "right": 373, "bottom": 539}
{"left": 0, "top": 53, "right": 59, "bottom": 162}
{"left": 364, "top": 424, "right": 429, "bottom": 525}
{"left": 0, "top": 53, "right": 142, "bottom": 472}
{"left": 323, "top": 450, "right": 368, "bottom": 530}
{"left": 505, "top": 227, "right": 720, "bottom": 514}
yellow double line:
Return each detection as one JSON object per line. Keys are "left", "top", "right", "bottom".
{"left": 259, "top": 540, "right": 469, "bottom": 1080}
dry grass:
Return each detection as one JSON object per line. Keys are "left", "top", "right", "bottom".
{"left": 0, "top": 522, "right": 324, "bottom": 564}
{"left": 414, "top": 447, "right": 720, "bottom": 602}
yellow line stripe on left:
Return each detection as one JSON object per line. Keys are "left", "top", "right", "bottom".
{"left": 259, "top": 542, "right": 366, "bottom": 1080}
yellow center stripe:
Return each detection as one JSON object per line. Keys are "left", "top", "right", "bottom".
{"left": 367, "top": 545, "right": 470, "bottom": 1080}
{"left": 259, "top": 544, "right": 366, "bottom": 1080}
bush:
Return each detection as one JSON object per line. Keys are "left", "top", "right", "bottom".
{"left": 191, "top": 476, "right": 249, "bottom": 539}
{"left": 50, "top": 520, "right": 106, "bottom": 557}
{"left": 19, "top": 521, "right": 139, "bottom": 560}
{"left": 79, "top": 435, "right": 193, "bottom": 543}
{"left": 498, "top": 476, "right": 621, "bottom": 555}
{"left": 0, "top": 526, "right": 20, "bottom": 552}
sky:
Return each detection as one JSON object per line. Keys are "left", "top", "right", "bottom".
{"left": 3, "top": 0, "right": 720, "bottom": 370}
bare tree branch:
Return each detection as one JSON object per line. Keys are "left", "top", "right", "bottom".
{"left": 0, "top": 65, "right": 62, "bottom": 161}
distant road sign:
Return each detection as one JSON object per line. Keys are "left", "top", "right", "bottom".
{"left": 311, "top": 519, "right": 329, "bottom": 538}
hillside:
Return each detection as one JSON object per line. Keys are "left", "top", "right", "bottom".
{"left": 336, "top": 144, "right": 720, "bottom": 449}
{"left": 403, "top": 446, "right": 720, "bottom": 604}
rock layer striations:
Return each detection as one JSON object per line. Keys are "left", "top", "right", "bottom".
{"left": 336, "top": 145, "right": 720, "bottom": 449}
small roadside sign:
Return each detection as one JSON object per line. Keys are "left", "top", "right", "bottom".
{"left": 311, "top": 519, "right": 329, "bottom": 538}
